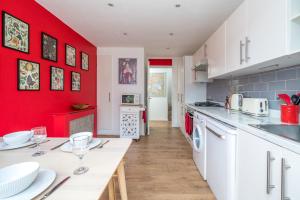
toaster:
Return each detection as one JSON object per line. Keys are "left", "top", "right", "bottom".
{"left": 230, "top": 94, "right": 243, "bottom": 110}
{"left": 242, "top": 98, "right": 269, "bottom": 116}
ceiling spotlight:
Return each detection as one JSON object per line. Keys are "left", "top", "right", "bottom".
{"left": 169, "top": 33, "right": 174, "bottom": 36}
{"left": 108, "top": 3, "right": 114, "bottom": 7}
{"left": 123, "top": 32, "right": 128, "bottom": 36}
{"left": 175, "top": 4, "right": 181, "bottom": 8}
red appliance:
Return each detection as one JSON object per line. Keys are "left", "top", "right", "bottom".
{"left": 281, "top": 105, "right": 299, "bottom": 124}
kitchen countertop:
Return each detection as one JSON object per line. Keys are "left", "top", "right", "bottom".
{"left": 186, "top": 104, "right": 300, "bottom": 155}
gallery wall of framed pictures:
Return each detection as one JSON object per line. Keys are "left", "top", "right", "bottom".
{"left": 2, "top": 10, "right": 90, "bottom": 93}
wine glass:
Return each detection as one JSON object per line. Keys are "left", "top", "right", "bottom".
{"left": 31, "top": 126, "right": 47, "bottom": 157}
{"left": 72, "top": 135, "right": 90, "bottom": 175}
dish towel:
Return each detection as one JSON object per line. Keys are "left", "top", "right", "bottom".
{"left": 142, "top": 110, "right": 147, "bottom": 123}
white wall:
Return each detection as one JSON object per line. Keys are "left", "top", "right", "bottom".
{"left": 97, "top": 47, "right": 145, "bottom": 135}
{"left": 148, "top": 68, "right": 172, "bottom": 121}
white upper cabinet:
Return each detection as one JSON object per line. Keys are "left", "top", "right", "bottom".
{"left": 247, "top": 0, "right": 287, "bottom": 66}
{"left": 226, "top": 1, "right": 248, "bottom": 72}
{"left": 206, "top": 22, "right": 226, "bottom": 78}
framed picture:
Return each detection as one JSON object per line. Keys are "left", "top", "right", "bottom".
{"left": 81, "top": 52, "right": 89, "bottom": 70}
{"left": 149, "top": 73, "right": 166, "bottom": 97}
{"left": 2, "top": 11, "right": 29, "bottom": 53}
{"left": 42, "top": 33, "right": 57, "bottom": 62}
{"left": 65, "top": 44, "right": 76, "bottom": 67}
{"left": 71, "top": 72, "right": 80, "bottom": 91}
{"left": 18, "top": 59, "right": 40, "bottom": 91}
{"left": 50, "top": 66, "right": 64, "bottom": 91}
{"left": 118, "top": 58, "right": 137, "bottom": 84}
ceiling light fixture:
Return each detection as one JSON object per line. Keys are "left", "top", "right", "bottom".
{"left": 169, "top": 33, "right": 174, "bottom": 36}
{"left": 123, "top": 32, "right": 128, "bottom": 36}
{"left": 108, "top": 3, "right": 114, "bottom": 7}
{"left": 166, "top": 48, "right": 170, "bottom": 50}
{"left": 175, "top": 4, "right": 181, "bottom": 8}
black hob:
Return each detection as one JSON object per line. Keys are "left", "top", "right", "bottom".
{"left": 194, "top": 101, "right": 223, "bottom": 107}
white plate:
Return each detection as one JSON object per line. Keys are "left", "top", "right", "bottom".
{"left": 60, "top": 138, "right": 102, "bottom": 152}
{"left": 0, "top": 141, "right": 35, "bottom": 151}
{"left": 0, "top": 169, "right": 56, "bottom": 200}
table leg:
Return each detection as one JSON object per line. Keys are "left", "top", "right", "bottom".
{"left": 117, "top": 160, "right": 128, "bottom": 200}
{"left": 108, "top": 178, "right": 116, "bottom": 200}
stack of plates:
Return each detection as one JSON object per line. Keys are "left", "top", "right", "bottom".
{"left": 0, "top": 131, "right": 34, "bottom": 151}
{"left": 0, "top": 162, "right": 56, "bottom": 200}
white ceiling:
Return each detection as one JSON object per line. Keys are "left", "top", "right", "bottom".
{"left": 36, "top": 0, "right": 243, "bottom": 57}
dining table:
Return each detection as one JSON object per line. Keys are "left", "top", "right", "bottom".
{"left": 0, "top": 137, "right": 132, "bottom": 200}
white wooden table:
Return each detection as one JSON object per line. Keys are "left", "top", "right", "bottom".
{"left": 0, "top": 138, "right": 132, "bottom": 200}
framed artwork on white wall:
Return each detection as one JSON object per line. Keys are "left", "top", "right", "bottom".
{"left": 118, "top": 58, "right": 137, "bottom": 84}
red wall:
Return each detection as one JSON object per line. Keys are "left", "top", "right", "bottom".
{"left": 0, "top": 1, "right": 97, "bottom": 136}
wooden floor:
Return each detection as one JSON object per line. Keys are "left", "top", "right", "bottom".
{"left": 100, "top": 121, "right": 215, "bottom": 200}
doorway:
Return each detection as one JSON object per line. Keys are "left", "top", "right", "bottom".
{"left": 148, "top": 67, "right": 172, "bottom": 124}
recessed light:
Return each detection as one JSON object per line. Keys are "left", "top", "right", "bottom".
{"left": 169, "top": 33, "right": 174, "bottom": 36}
{"left": 108, "top": 3, "right": 114, "bottom": 7}
{"left": 175, "top": 4, "right": 181, "bottom": 8}
{"left": 123, "top": 32, "right": 128, "bottom": 36}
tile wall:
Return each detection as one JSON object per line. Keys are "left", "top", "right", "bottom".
{"left": 207, "top": 66, "right": 300, "bottom": 110}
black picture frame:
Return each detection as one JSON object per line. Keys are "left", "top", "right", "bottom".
{"left": 80, "top": 51, "right": 89, "bottom": 71}
{"left": 2, "top": 11, "right": 30, "bottom": 53}
{"left": 17, "top": 59, "right": 40, "bottom": 91}
{"left": 42, "top": 32, "right": 58, "bottom": 62}
{"left": 71, "top": 71, "right": 80, "bottom": 91}
{"left": 50, "top": 66, "right": 64, "bottom": 91}
{"left": 65, "top": 44, "right": 76, "bottom": 67}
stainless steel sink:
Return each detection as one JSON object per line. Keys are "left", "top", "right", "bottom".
{"left": 249, "top": 124, "right": 300, "bottom": 143}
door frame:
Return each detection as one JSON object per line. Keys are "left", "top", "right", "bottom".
{"left": 145, "top": 58, "right": 178, "bottom": 134}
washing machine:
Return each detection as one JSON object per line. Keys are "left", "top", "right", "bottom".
{"left": 192, "top": 111, "right": 207, "bottom": 180}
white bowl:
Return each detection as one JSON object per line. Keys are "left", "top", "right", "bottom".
{"left": 69, "top": 132, "right": 93, "bottom": 144}
{"left": 0, "top": 162, "right": 40, "bottom": 198}
{"left": 3, "top": 131, "right": 33, "bottom": 146}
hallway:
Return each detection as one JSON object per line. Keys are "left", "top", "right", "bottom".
{"left": 107, "top": 122, "right": 215, "bottom": 200}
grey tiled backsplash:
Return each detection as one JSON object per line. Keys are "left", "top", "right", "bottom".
{"left": 207, "top": 66, "right": 300, "bottom": 110}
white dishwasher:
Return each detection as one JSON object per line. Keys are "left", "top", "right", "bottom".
{"left": 206, "top": 118, "right": 237, "bottom": 200}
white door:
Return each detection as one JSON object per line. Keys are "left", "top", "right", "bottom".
{"left": 282, "top": 149, "right": 300, "bottom": 200}
{"left": 148, "top": 68, "right": 171, "bottom": 121}
{"left": 176, "top": 59, "right": 185, "bottom": 133}
{"left": 206, "top": 22, "right": 226, "bottom": 78}
{"left": 247, "top": 0, "right": 287, "bottom": 66}
{"left": 237, "top": 130, "right": 282, "bottom": 200}
{"left": 226, "top": 1, "right": 248, "bottom": 72}
{"left": 98, "top": 55, "right": 113, "bottom": 134}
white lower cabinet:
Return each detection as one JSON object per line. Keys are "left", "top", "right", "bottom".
{"left": 237, "top": 130, "right": 300, "bottom": 200}
{"left": 282, "top": 149, "right": 300, "bottom": 200}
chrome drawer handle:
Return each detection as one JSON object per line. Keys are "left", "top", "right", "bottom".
{"left": 266, "top": 151, "right": 275, "bottom": 194}
{"left": 281, "top": 158, "right": 291, "bottom": 200}
{"left": 206, "top": 127, "right": 225, "bottom": 140}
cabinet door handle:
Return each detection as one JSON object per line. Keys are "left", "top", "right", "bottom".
{"left": 281, "top": 158, "right": 291, "bottom": 200}
{"left": 206, "top": 127, "right": 225, "bottom": 140}
{"left": 245, "top": 37, "right": 251, "bottom": 63}
{"left": 108, "top": 92, "right": 111, "bottom": 102}
{"left": 266, "top": 151, "right": 275, "bottom": 194}
{"left": 240, "top": 40, "right": 245, "bottom": 65}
